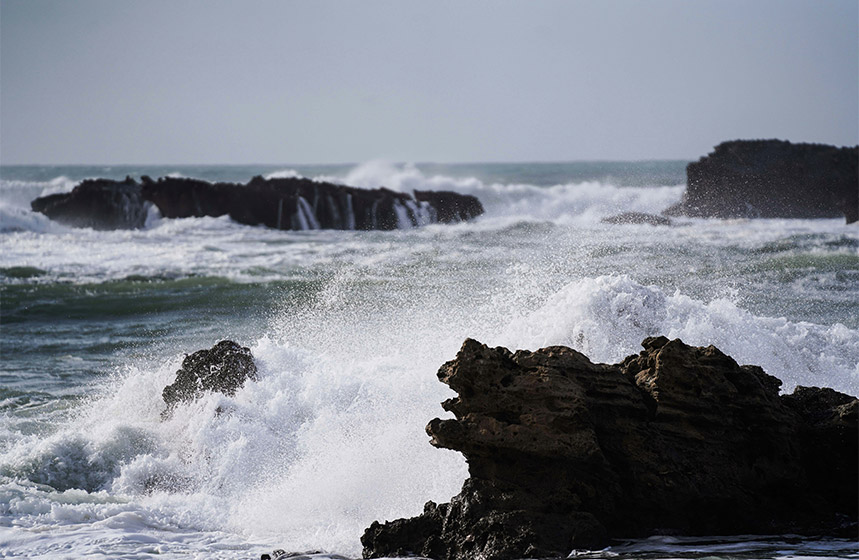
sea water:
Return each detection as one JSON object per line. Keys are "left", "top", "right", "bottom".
{"left": 1, "top": 162, "right": 857, "bottom": 559}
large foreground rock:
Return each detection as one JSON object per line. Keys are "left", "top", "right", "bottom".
{"left": 31, "top": 175, "right": 484, "bottom": 231}
{"left": 665, "top": 139, "right": 858, "bottom": 223}
{"left": 362, "top": 337, "right": 857, "bottom": 560}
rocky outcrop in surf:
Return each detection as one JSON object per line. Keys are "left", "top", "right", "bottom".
{"left": 30, "top": 175, "right": 484, "bottom": 231}
{"left": 665, "top": 139, "right": 858, "bottom": 223}
{"left": 29, "top": 176, "right": 150, "bottom": 230}
{"left": 361, "top": 337, "right": 858, "bottom": 560}
{"left": 161, "top": 340, "right": 257, "bottom": 417}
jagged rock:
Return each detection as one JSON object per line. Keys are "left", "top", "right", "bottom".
{"left": 665, "top": 139, "right": 858, "bottom": 222}
{"left": 361, "top": 337, "right": 858, "bottom": 560}
{"left": 161, "top": 340, "right": 257, "bottom": 416}
{"left": 32, "top": 176, "right": 484, "bottom": 231}
{"left": 601, "top": 212, "right": 671, "bottom": 226}
{"left": 29, "top": 176, "right": 148, "bottom": 229}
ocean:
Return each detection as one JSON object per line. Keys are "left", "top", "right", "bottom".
{"left": 1, "top": 162, "right": 857, "bottom": 559}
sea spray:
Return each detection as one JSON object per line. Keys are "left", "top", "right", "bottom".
{"left": 316, "top": 160, "right": 685, "bottom": 225}
{"left": 2, "top": 161, "right": 857, "bottom": 559}
{"left": 494, "top": 275, "right": 859, "bottom": 395}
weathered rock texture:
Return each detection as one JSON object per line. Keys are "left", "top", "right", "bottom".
{"left": 161, "top": 340, "right": 257, "bottom": 416}
{"left": 362, "top": 337, "right": 858, "bottom": 560}
{"left": 31, "top": 175, "right": 484, "bottom": 231}
{"left": 665, "top": 140, "right": 858, "bottom": 223}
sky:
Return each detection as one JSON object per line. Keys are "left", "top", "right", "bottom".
{"left": 1, "top": 0, "right": 857, "bottom": 164}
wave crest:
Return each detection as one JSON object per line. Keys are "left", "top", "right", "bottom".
{"left": 496, "top": 275, "right": 859, "bottom": 394}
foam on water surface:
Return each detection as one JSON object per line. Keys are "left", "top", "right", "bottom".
{"left": 1, "top": 162, "right": 857, "bottom": 559}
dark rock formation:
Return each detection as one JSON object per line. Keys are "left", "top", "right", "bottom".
{"left": 362, "top": 337, "right": 858, "bottom": 560}
{"left": 161, "top": 340, "right": 257, "bottom": 416}
{"left": 665, "top": 140, "right": 858, "bottom": 222}
{"left": 601, "top": 212, "right": 671, "bottom": 226}
{"left": 140, "top": 175, "right": 237, "bottom": 219}
{"left": 414, "top": 190, "right": 485, "bottom": 224}
{"left": 29, "top": 176, "right": 148, "bottom": 229}
{"left": 32, "top": 175, "right": 484, "bottom": 231}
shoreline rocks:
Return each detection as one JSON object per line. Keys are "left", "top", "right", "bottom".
{"left": 361, "top": 337, "right": 858, "bottom": 560}
{"left": 31, "top": 175, "right": 484, "bottom": 231}
{"left": 665, "top": 139, "right": 858, "bottom": 223}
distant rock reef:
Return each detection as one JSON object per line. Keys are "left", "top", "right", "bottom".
{"left": 362, "top": 337, "right": 857, "bottom": 560}
{"left": 666, "top": 139, "right": 858, "bottom": 223}
{"left": 30, "top": 175, "right": 484, "bottom": 231}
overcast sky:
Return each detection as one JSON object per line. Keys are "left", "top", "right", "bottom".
{"left": 1, "top": 0, "right": 857, "bottom": 164}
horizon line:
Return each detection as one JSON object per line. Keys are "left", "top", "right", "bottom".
{"left": 0, "top": 157, "right": 696, "bottom": 168}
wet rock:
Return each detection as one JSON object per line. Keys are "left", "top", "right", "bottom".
{"left": 29, "top": 176, "right": 148, "bottom": 229}
{"left": 601, "top": 212, "right": 671, "bottom": 225}
{"left": 161, "top": 340, "right": 257, "bottom": 416}
{"left": 362, "top": 338, "right": 858, "bottom": 560}
{"left": 665, "top": 139, "right": 858, "bottom": 222}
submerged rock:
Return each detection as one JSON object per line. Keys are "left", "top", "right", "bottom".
{"left": 665, "top": 139, "right": 858, "bottom": 222}
{"left": 161, "top": 340, "right": 257, "bottom": 416}
{"left": 29, "top": 176, "right": 148, "bottom": 230}
{"left": 31, "top": 175, "right": 485, "bottom": 231}
{"left": 361, "top": 337, "right": 858, "bottom": 560}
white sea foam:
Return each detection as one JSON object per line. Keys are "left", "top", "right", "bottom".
{"left": 264, "top": 169, "right": 302, "bottom": 179}
{"left": 2, "top": 266, "right": 857, "bottom": 558}
{"left": 0, "top": 176, "right": 79, "bottom": 205}
{"left": 0, "top": 204, "right": 69, "bottom": 234}
{"left": 0, "top": 285, "right": 473, "bottom": 556}
{"left": 313, "top": 160, "right": 685, "bottom": 224}
{"left": 0, "top": 176, "right": 81, "bottom": 233}
{"left": 2, "top": 164, "right": 857, "bottom": 559}
{"left": 495, "top": 275, "right": 859, "bottom": 394}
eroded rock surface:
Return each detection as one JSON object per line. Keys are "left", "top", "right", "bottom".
{"left": 362, "top": 337, "right": 858, "bottom": 560}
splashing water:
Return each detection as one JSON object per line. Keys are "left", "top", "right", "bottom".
{"left": 1, "top": 161, "right": 857, "bottom": 559}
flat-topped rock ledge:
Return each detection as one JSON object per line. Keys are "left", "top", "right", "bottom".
{"left": 361, "top": 337, "right": 857, "bottom": 560}
{"left": 30, "top": 175, "right": 484, "bottom": 231}
{"left": 665, "top": 139, "right": 858, "bottom": 223}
